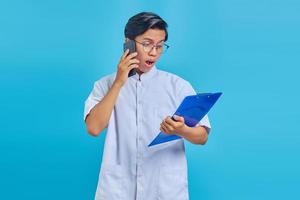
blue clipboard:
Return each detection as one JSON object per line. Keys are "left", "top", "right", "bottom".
{"left": 148, "top": 92, "right": 222, "bottom": 147}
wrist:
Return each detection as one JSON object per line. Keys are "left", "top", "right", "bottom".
{"left": 176, "top": 125, "right": 190, "bottom": 137}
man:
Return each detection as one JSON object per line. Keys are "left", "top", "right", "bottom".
{"left": 84, "top": 12, "right": 211, "bottom": 200}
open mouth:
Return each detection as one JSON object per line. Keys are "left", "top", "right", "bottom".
{"left": 145, "top": 60, "right": 155, "bottom": 66}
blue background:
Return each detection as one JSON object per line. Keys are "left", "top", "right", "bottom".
{"left": 1, "top": 0, "right": 299, "bottom": 199}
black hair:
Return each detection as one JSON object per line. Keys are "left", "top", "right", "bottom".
{"left": 124, "top": 12, "right": 168, "bottom": 41}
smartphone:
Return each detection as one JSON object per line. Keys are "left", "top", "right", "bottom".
{"left": 123, "top": 40, "right": 137, "bottom": 77}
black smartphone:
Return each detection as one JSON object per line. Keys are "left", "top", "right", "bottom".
{"left": 123, "top": 40, "right": 137, "bottom": 77}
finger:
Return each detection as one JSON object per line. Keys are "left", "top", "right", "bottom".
{"left": 124, "top": 52, "right": 138, "bottom": 62}
{"left": 121, "top": 49, "right": 130, "bottom": 60}
{"left": 160, "top": 124, "right": 168, "bottom": 134}
{"left": 165, "top": 116, "right": 176, "bottom": 126}
{"left": 162, "top": 121, "right": 173, "bottom": 132}
{"left": 128, "top": 64, "right": 139, "bottom": 70}
{"left": 160, "top": 126, "right": 165, "bottom": 133}
{"left": 123, "top": 60, "right": 139, "bottom": 70}
{"left": 173, "top": 115, "right": 185, "bottom": 123}
{"left": 119, "top": 59, "right": 139, "bottom": 71}
{"left": 126, "top": 58, "right": 140, "bottom": 66}
{"left": 161, "top": 123, "right": 173, "bottom": 135}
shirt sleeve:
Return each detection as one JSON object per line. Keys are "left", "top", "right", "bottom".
{"left": 83, "top": 80, "right": 106, "bottom": 121}
{"left": 177, "top": 81, "right": 211, "bottom": 132}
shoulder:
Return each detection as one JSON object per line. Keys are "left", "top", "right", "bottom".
{"left": 88, "top": 73, "right": 116, "bottom": 95}
{"left": 94, "top": 72, "right": 116, "bottom": 88}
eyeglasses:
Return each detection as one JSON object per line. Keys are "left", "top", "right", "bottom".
{"left": 134, "top": 40, "right": 170, "bottom": 54}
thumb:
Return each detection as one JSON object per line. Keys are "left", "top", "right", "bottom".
{"left": 173, "top": 115, "right": 184, "bottom": 122}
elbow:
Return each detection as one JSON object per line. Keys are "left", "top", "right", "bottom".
{"left": 195, "top": 130, "right": 209, "bottom": 145}
{"left": 85, "top": 115, "right": 106, "bottom": 137}
{"left": 193, "top": 137, "right": 208, "bottom": 145}
{"left": 86, "top": 123, "right": 108, "bottom": 137}
{"left": 199, "top": 137, "right": 208, "bottom": 145}
{"left": 86, "top": 126, "right": 100, "bottom": 137}
{"left": 198, "top": 126, "right": 209, "bottom": 145}
{"left": 87, "top": 128, "right": 99, "bottom": 137}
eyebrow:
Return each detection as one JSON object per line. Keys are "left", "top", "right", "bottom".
{"left": 143, "top": 37, "right": 165, "bottom": 43}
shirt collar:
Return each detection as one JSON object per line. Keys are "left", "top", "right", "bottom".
{"left": 131, "top": 65, "right": 157, "bottom": 82}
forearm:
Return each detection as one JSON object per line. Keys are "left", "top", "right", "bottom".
{"left": 177, "top": 125, "right": 209, "bottom": 145}
{"left": 85, "top": 82, "right": 122, "bottom": 136}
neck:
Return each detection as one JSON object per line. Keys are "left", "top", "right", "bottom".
{"left": 137, "top": 69, "right": 144, "bottom": 76}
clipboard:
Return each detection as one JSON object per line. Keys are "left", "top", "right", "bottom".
{"left": 148, "top": 92, "right": 222, "bottom": 147}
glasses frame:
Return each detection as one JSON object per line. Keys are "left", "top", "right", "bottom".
{"left": 134, "top": 40, "right": 170, "bottom": 54}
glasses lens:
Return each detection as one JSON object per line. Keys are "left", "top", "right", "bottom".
{"left": 143, "top": 44, "right": 152, "bottom": 52}
{"left": 162, "top": 44, "right": 169, "bottom": 53}
{"left": 142, "top": 42, "right": 169, "bottom": 53}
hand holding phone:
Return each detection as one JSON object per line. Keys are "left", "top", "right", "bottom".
{"left": 114, "top": 40, "right": 139, "bottom": 87}
{"left": 123, "top": 40, "right": 137, "bottom": 77}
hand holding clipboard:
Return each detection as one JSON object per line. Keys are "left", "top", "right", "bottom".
{"left": 148, "top": 92, "right": 222, "bottom": 147}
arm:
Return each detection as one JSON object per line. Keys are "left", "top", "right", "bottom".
{"left": 85, "top": 82, "right": 123, "bottom": 136}
{"left": 160, "top": 115, "right": 209, "bottom": 145}
{"left": 177, "top": 125, "right": 208, "bottom": 145}
{"left": 85, "top": 49, "right": 139, "bottom": 136}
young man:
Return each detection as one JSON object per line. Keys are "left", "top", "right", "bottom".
{"left": 84, "top": 12, "right": 211, "bottom": 200}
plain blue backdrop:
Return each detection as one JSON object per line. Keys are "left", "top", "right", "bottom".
{"left": 1, "top": 0, "right": 299, "bottom": 199}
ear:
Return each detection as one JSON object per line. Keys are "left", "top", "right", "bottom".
{"left": 125, "top": 38, "right": 129, "bottom": 42}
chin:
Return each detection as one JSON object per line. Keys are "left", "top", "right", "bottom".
{"left": 138, "top": 66, "right": 151, "bottom": 73}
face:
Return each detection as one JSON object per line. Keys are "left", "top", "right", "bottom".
{"left": 132, "top": 29, "right": 166, "bottom": 74}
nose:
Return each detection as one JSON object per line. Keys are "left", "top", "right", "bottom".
{"left": 148, "top": 46, "right": 158, "bottom": 56}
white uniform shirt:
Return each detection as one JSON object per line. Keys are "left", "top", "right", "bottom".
{"left": 84, "top": 66, "right": 211, "bottom": 200}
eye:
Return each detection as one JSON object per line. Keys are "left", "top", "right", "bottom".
{"left": 142, "top": 42, "right": 152, "bottom": 47}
